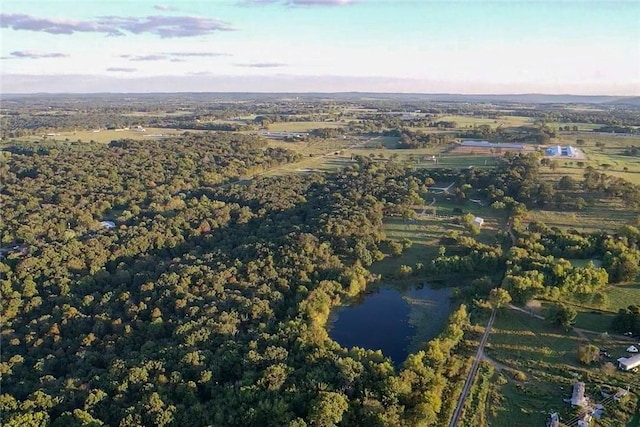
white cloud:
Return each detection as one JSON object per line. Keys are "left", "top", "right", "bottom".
{"left": 0, "top": 13, "right": 236, "bottom": 38}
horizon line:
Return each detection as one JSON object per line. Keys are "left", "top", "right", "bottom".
{"left": 2, "top": 91, "right": 638, "bottom": 98}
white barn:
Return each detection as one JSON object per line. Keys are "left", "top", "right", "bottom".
{"left": 618, "top": 354, "right": 640, "bottom": 371}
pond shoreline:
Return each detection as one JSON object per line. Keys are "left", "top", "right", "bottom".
{"left": 328, "top": 283, "right": 454, "bottom": 365}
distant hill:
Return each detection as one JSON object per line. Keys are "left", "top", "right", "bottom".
{"left": 605, "top": 96, "right": 640, "bottom": 106}
{"left": 2, "top": 91, "right": 638, "bottom": 105}
{"left": 319, "top": 93, "right": 639, "bottom": 104}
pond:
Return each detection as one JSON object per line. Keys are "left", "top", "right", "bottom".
{"left": 328, "top": 284, "right": 453, "bottom": 365}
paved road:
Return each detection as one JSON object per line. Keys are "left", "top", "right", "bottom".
{"left": 448, "top": 308, "right": 496, "bottom": 427}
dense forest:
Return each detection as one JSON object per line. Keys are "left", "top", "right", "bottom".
{"left": 1, "top": 134, "right": 474, "bottom": 426}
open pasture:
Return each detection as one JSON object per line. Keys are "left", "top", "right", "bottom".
{"left": 486, "top": 309, "right": 637, "bottom": 426}
{"left": 267, "top": 121, "right": 346, "bottom": 132}
{"left": 23, "top": 127, "right": 193, "bottom": 144}
{"left": 435, "top": 114, "right": 533, "bottom": 128}
{"left": 450, "top": 144, "right": 538, "bottom": 155}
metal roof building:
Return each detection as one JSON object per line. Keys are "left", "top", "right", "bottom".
{"left": 618, "top": 354, "right": 640, "bottom": 371}
{"left": 571, "top": 382, "right": 588, "bottom": 407}
{"left": 460, "top": 140, "right": 525, "bottom": 149}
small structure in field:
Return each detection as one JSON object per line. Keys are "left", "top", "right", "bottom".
{"left": 626, "top": 345, "right": 638, "bottom": 353}
{"left": 260, "top": 131, "right": 309, "bottom": 140}
{"left": 473, "top": 216, "right": 484, "bottom": 227}
{"left": 570, "top": 382, "right": 588, "bottom": 407}
{"left": 618, "top": 354, "right": 640, "bottom": 371}
{"left": 100, "top": 221, "right": 116, "bottom": 229}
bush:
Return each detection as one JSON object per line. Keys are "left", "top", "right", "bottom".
{"left": 514, "top": 371, "right": 527, "bottom": 381}
{"left": 577, "top": 344, "right": 600, "bottom": 365}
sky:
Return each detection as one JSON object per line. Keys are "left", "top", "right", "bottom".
{"left": 1, "top": 0, "right": 639, "bottom": 94}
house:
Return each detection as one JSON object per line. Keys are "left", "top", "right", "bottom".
{"left": 100, "top": 221, "right": 116, "bottom": 229}
{"left": 473, "top": 217, "right": 484, "bottom": 227}
{"left": 618, "top": 354, "right": 640, "bottom": 371}
{"left": 571, "top": 382, "right": 588, "bottom": 407}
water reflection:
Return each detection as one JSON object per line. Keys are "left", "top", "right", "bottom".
{"left": 329, "top": 284, "right": 453, "bottom": 365}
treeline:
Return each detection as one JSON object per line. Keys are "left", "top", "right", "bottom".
{"left": 461, "top": 153, "right": 640, "bottom": 213}
{"left": 501, "top": 222, "right": 640, "bottom": 304}
{"left": 153, "top": 120, "right": 254, "bottom": 132}
{"left": 594, "top": 125, "right": 640, "bottom": 134}
{"left": 459, "top": 124, "right": 556, "bottom": 144}
{"left": 382, "top": 129, "right": 454, "bottom": 148}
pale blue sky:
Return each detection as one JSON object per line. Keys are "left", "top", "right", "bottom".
{"left": 1, "top": 0, "right": 638, "bottom": 94}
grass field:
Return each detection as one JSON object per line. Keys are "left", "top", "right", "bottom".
{"left": 364, "top": 136, "right": 401, "bottom": 148}
{"left": 18, "top": 127, "right": 193, "bottom": 144}
{"left": 369, "top": 193, "right": 506, "bottom": 279}
{"left": 526, "top": 204, "right": 636, "bottom": 233}
{"left": 573, "top": 282, "right": 640, "bottom": 333}
{"left": 369, "top": 217, "right": 445, "bottom": 278}
{"left": 435, "top": 115, "right": 533, "bottom": 128}
{"left": 486, "top": 309, "right": 637, "bottom": 426}
{"left": 531, "top": 280, "right": 640, "bottom": 334}
{"left": 528, "top": 157, "right": 638, "bottom": 232}
{"left": 267, "top": 121, "right": 345, "bottom": 132}
{"left": 554, "top": 132, "right": 640, "bottom": 179}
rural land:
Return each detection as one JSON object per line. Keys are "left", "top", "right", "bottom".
{"left": 2, "top": 92, "right": 640, "bottom": 427}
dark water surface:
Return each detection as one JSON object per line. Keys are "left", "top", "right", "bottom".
{"left": 329, "top": 285, "right": 453, "bottom": 365}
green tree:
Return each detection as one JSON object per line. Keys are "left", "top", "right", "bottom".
{"left": 548, "top": 304, "right": 577, "bottom": 329}
{"left": 308, "top": 392, "right": 348, "bottom": 427}
{"left": 488, "top": 288, "right": 512, "bottom": 309}
{"left": 577, "top": 344, "right": 600, "bottom": 365}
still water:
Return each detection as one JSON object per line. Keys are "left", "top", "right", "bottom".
{"left": 329, "top": 285, "right": 453, "bottom": 365}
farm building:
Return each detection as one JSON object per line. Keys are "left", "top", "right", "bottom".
{"left": 617, "top": 354, "right": 640, "bottom": 371}
{"left": 460, "top": 140, "right": 525, "bottom": 150}
{"left": 260, "top": 131, "right": 309, "bottom": 139}
{"left": 473, "top": 217, "right": 484, "bottom": 227}
{"left": 570, "top": 382, "right": 588, "bottom": 407}
{"left": 545, "top": 145, "right": 578, "bottom": 157}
